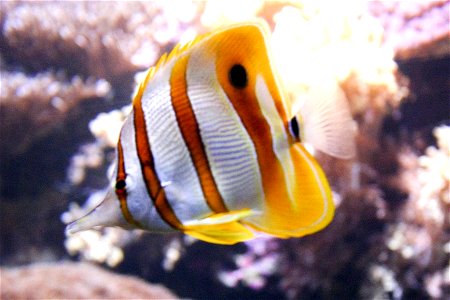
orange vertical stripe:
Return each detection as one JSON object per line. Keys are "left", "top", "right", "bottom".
{"left": 133, "top": 85, "right": 183, "bottom": 230}
{"left": 209, "top": 26, "right": 292, "bottom": 228}
{"left": 170, "top": 55, "right": 228, "bottom": 213}
{"left": 116, "top": 137, "right": 143, "bottom": 228}
{"left": 217, "top": 77, "right": 290, "bottom": 222}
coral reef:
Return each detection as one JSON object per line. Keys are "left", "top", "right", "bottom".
{"left": 385, "top": 126, "right": 449, "bottom": 299}
{"left": 368, "top": 0, "right": 450, "bottom": 60}
{"left": 0, "top": 1, "right": 201, "bottom": 80}
{"left": 218, "top": 236, "right": 280, "bottom": 290}
{"left": 0, "top": 70, "right": 110, "bottom": 157}
{"left": 1, "top": 1, "right": 448, "bottom": 300}
{"left": 359, "top": 126, "right": 449, "bottom": 299}
{"left": 0, "top": 262, "right": 178, "bottom": 299}
{"left": 0, "top": 1, "right": 203, "bottom": 158}
{"left": 0, "top": 1, "right": 201, "bottom": 295}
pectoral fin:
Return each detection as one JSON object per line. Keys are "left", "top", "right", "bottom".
{"left": 182, "top": 209, "right": 255, "bottom": 245}
{"left": 296, "top": 78, "right": 356, "bottom": 159}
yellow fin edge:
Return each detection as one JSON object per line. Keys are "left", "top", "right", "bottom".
{"left": 182, "top": 209, "right": 255, "bottom": 245}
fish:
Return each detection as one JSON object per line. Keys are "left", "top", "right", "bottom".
{"left": 66, "top": 20, "right": 355, "bottom": 245}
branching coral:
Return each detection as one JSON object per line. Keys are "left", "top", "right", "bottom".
{"left": 0, "top": 0, "right": 203, "bottom": 158}
{"left": 382, "top": 126, "right": 450, "bottom": 299}
{"left": 65, "top": 105, "right": 131, "bottom": 186}
{"left": 368, "top": 0, "right": 450, "bottom": 60}
{"left": 1, "top": 1, "right": 202, "bottom": 79}
{"left": 218, "top": 236, "right": 280, "bottom": 290}
{"left": 0, "top": 70, "right": 110, "bottom": 157}
{"left": 359, "top": 126, "right": 449, "bottom": 298}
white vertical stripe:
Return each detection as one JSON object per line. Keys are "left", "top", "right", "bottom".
{"left": 254, "top": 75, "right": 298, "bottom": 210}
{"left": 140, "top": 58, "right": 211, "bottom": 222}
{"left": 120, "top": 113, "right": 172, "bottom": 232}
{"left": 186, "top": 49, "right": 265, "bottom": 212}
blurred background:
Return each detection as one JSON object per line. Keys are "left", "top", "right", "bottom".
{"left": 1, "top": 1, "right": 449, "bottom": 299}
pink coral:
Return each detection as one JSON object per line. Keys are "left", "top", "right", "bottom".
{"left": 368, "top": 0, "right": 450, "bottom": 60}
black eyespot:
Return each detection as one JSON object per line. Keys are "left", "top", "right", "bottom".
{"left": 289, "top": 116, "right": 300, "bottom": 140}
{"left": 229, "top": 64, "right": 248, "bottom": 89}
{"left": 115, "top": 179, "right": 126, "bottom": 190}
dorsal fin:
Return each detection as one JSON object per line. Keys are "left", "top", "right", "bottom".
{"left": 137, "top": 32, "right": 210, "bottom": 93}
{"left": 133, "top": 19, "right": 270, "bottom": 104}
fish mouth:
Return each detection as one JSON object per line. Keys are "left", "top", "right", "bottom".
{"left": 65, "top": 189, "right": 128, "bottom": 235}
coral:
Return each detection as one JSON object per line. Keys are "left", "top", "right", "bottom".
{"left": 0, "top": 71, "right": 110, "bottom": 157}
{"left": 0, "top": 262, "right": 179, "bottom": 299}
{"left": 1, "top": 1, "right": 448, "bottom": 299}
{"left": 361, "top": 134, "right": 450, "bottom": 299}
{"left": 270, "top": 2, "right": 402, "bottom": 112}
{"left": 65, "top": 105, "right": 131, "bottom": 186}
{"left": 200, "top": 0, "right": 265, "bottom": 28}
{"left": 368, "top": 0, "right": 450, "bottom": 60}
{"left": 0, "top": 1, "right": 202, "bottom": 79}
{"left": 88, "top": 105, "right": 132, "bottom": 148}
{"left": 0, "top": 1, "right": 203, "bottom": 158}
{"left": 267, "top": 2, "right": 406, "bottom": 192}
{"left": 218, "top": 236, "right": 280, "bottom": 290}
{"left": 381, "top": 125, "right": 450, "bottom": 299}
{"left": 276, "top": 187, "right": 388, "bottom": 299}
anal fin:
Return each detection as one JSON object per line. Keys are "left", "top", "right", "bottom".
{"left": 182, "top": 209, "right": 254, "bottom": 245}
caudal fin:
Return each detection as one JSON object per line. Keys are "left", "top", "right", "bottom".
{"left": 297, "top": 79, "right": 356, "bottom": 159}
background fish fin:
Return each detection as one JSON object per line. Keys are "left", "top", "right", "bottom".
{"left": 297, "top": 78, "right": 356, "bottom": 159}
{"left": 183, "top": 209, "right": 254, "bottom": 244}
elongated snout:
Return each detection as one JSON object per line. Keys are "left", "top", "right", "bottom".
{"left": 65, "top": 189, "right": 128, "bottom": 235}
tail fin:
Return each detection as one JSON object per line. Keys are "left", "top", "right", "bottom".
{"left": 65, "top": 189, "right": 128, "bottom": 235}
{"left": 297, "top": 79, "right": 356, "bottom": 159}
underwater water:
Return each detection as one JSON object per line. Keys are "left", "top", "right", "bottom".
{"left": 1, "top": 1, "right": 449, "bottom": 299}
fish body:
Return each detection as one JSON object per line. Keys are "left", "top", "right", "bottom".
{"left": 67, "top": 21, "right": 355, "bottom": 244}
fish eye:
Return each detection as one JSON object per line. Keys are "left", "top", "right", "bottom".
{"left": 289, "top": 116, "right": 300, "bottom": 140}
{"left": 229, "top": 64, "right": 248, "bottom": 89}
{"left": 115, "top": 179, "right": 126, "bottom": 190}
